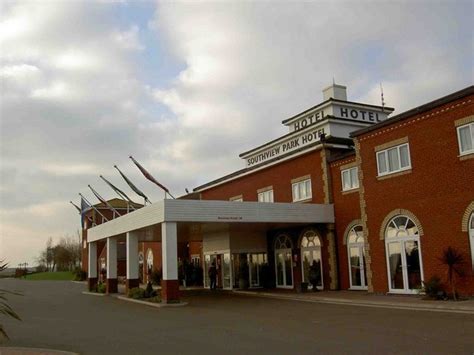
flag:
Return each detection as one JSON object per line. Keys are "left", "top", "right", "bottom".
{"left": 129, "top": 156, "right": 169, "bottom": 193}
{"left": 88, "top": 185, "right": 121, "bottom": 217}
{"left": 80, "top": 196, "right": 91, "bottom": 228}
{"left": 100, "top": 175, "right": 136, "bottom": 204}
{"left": 114, "top": 165, "right": 151, "bottom": 203}
{"left": 79, "top": 193, "right": 108, "bottom": 224}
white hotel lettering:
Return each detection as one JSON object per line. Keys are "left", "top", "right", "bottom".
{"left": 247, "top": 128, "right": 325, "bottom": 167}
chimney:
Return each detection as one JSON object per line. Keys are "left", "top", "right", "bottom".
{"left": 323, "top": 84, "right": 347, "bottom": 101}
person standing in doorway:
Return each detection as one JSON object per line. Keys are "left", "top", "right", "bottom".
{"left": 208, "top": 261, "right": 217, "bottom": 290}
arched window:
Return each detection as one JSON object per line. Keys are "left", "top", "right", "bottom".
{"left": 385, "top": 215, "right": 424, "bottom": 293}
{"left": 347, "top": 225, "right": 367, "bottom": 289}
{"left": 275, "top": 235, "right": 293, "bottom": 249}
{"left": 469, "top": 214, "right": 474, "bottom": 270}
{"left": 275, "top": 235, "right": 293, "bottom": 288}
{"left": 300, "top": 230, "right": 323, "bottom": 289}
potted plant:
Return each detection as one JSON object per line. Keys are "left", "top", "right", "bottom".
{"left": 239, "top": 259, "right": 249, "bottom": 289}
{"left": 439, "top": 247, "right": 465, "bottom": 301}
{"left": 300, "top": 282, "right": 309, "bottom": 293}
{"left": 308, "top": 260, "right": 321, "bottom": 291}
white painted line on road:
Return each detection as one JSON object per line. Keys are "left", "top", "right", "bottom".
{"left": 81, "top": 291, "right": 106, "bottom": 297}
{"left": 115, "top": 295, "right": 188, "bottom": 308}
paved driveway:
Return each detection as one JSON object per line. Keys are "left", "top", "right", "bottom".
{"left": 0, "top": 279, "right": 473, "bottom": 355}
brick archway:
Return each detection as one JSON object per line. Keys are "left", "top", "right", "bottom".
{"left": 379, "top": 209, "right": 424, "bottom": 240}
{"left": 343, "top": 219, "right": 363, "bottom": 245}
{"left": 461, "top": 201, "right": 474, "bottom": 232}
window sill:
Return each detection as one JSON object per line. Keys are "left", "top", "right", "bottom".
{"left": 342, "top": 188, "right": 360, "bottom": 195}
{"left": 293, "top": 197, "right": 313, "bottom": 203}
{"left": 459, "top": 151, "right": 474, "bottom": 161}
{"left": 376, "top": 169, "right": 412, "bottom": 181}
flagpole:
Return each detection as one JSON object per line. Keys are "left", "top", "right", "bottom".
{"left": 88, "top": 185, "right": 122, "bottom": 217}
{"left": 114, "top": 164, "right": 152, "bottom": 204}
{"left": 99, "top": 175, "right": 136, "bottom": 211}
{"left": 70, "top": 201, "right": 81, "bottom": 214}
{"left": 79, "top": 193, "right": 109, "bottom": 222}
{"left": 129, "top": 156, "right": 175, "bottom": 199}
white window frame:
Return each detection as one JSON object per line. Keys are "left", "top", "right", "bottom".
{"left": 456, "top": 123, "right": 474, "bottom": 156}
{"left": 469, "top": 214, "right": 474, "bottom": 271}
{"left": 274, "top": 235, "right": 294, "bottom": 289}
{"left": 341, "top": 167, "right": 359, "bottom": 191}
{"left": 229, "top": 195, "right": 243, "bottom": 202}
{"left": 376, "top": 143, "right": 412, "bottom": 176}
{"left": 258, "top": 189, "right": 274, "bottom": 203}
{"left": 346, "top": 225, "right": 367, "bottom": 290}
{"left": 384, "top": 215, "right": 424, "bottom": 294}
{"left": 292, "top": 179, "right": 312, "bottom": 202}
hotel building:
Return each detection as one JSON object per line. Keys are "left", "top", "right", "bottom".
{"left": 83, "top": 84, "right": 474, "bottom": 302}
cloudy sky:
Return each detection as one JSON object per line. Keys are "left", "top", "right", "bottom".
{"left": 0, "top": 0, "right": 472, "bottom": 266}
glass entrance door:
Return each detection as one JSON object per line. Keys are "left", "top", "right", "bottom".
{"left": 204, "top": 254, "right": 217, "bottom": 289}
{"left": 222, "top": 253, "right": 232, "bottom": 289}
{"left": 301, "top": 249, "right": 322, "bottom": 289}
{"left": 387, "top": 240, "right": 422, "bottom": 292}
{"left": 348, "top": 245, "right": 367, "bottom": 289}
{"left": 385, "top": 215, "right": 423, "bottom": 294}
{"left": 204, "top": 253, "right": 232, "bottom": 289}
{"left": 300, "top": 231, "right": 323, "bottom": 290}
{"left": 347, "top": 225, "right": 367, "bottom": 290}
{"left": 249, "top": 253, "right": 267, "bottom": 287}
{"left": 275, "top": 235, "right": 294, "bottom": 288}
{"left": 275, "top": 250, "right": 293, "bottom": 288}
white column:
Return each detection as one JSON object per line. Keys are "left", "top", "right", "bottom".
{"left": 88, "top": 242, "right": 97, "bottom": 278}
{"left": 162, "top": 222, "right": 178, "bottom": 280}
{"left": 106, "top": 237, "right": 117, "bottom": 279}
{"left": 126, "top": 232, "right": 138, "bottom": 280}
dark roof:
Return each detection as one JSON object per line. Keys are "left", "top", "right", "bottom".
{"left": 282, "top": 98, "right": 394, "bottom": 124}
{"left": 328, "top": 150, "right": 356, "bottom": 164}
{"left": 92, "top": 198, "right": 143, "bottom": 209}
{"left": 351, "top": 86, "right": 474, "bottom": 138}
{"left": 194, "top": 136, "right": 353, "bottom": 192}
{"left": 177, "top": 192, "right": 201, "bottom": 200}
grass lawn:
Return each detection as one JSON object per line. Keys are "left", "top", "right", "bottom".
{"left": 24, "top": 271, "right": 74, "bottom": 281}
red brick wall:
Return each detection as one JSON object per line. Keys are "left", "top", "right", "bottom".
{"left": 357, "top": 94, "right": 474, "bottom": 295}
{"left": 201, "top": 150, "right": 325, "bottom": 203}
{"left": 141, "top": 242, "right": 162, "bottom": 276}
{"left": 188, "top": 241, "right": 203, "bottom": 266}
{"left": 329, "top": 156, "right": 361, "bottom": 290}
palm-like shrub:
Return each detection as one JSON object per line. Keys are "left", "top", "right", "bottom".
{"left": 1, "top": 260, "right": 21, "bottom": 340}
{"left": 438, "top": 247, "right": 465, "bottom": 301}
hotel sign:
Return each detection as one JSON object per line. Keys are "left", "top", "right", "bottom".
{"left": 290, "top": 103, "right": 386, "bottom": 132}
{"left": 245, "top": 126, "right": 326, "bottom": 167}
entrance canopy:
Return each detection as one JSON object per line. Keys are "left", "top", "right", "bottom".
{"left": 87, "top": 199, "right": 334, "bottom": 243}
